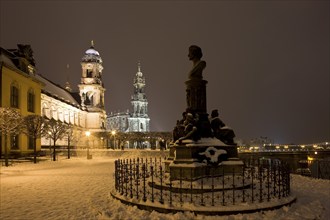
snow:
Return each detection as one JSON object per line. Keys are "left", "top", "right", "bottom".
{"left": 85, "top": 48, "right": 100, "bottom": 56}
{"left": 35, "top": 74, "right": 80, "bottom": 106}
{"left": 185, "top": 138, "right": 227, "bottom": 146}
{"left": 1, "top": 151, "right": 329, "bottom": 220}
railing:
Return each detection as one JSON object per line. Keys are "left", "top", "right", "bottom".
{"left": 309, "top": 159, "right": 330, "bottom": 179}
{"left": 114, "top": 158, "right": 291, "bottom": 207}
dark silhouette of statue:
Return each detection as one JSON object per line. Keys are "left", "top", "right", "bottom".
{"left": 188, "top": 45, "right": 206, "bottom": 80}
{"left": 173, "top": 111, "right": 190, "bottom": 142}
{"left": 210, "top": 109, "right": 236, "bottom": 145}
{"left": 175, "top": 113, "right": 200, "bottom": 144}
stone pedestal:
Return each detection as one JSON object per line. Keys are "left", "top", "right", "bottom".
{"left": 185, "top": 79, "right": 212, "bottom": 137}
{"left": 185, "top": 79, "right": 207, "bottom": 113}
{"left": 168, "top": 138, "right": 242, "bottom": 180}
{"left": 164, "top": 145, "right": 175, "bottom": 172}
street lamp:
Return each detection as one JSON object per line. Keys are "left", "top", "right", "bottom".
{"left": 111, "top": 130, "right": 116, "bottom": 149}
{"left": 85, "top": 131, "right": 91, "bottom": 159}
{"left": 48, "top": 131, "right": 52, "bottom": 156}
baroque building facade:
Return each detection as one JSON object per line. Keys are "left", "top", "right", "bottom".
{"left": 39, "top": 42, "right": 107, "bottom": 147}
{"left": 107, "top": 63, "right": 150, "bottom": 133}
{"left": 1, "top": 43, "right": 107, "bottom": 157}
{"left": 0, "top": 45, "right": 44, "bottom": 156}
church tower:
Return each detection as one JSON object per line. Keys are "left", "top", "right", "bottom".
{"left": 128, "top": 62, "right": 150, "bottom": 132}
{"left": 78, "top": 41, "right": 106, "bottom": 130}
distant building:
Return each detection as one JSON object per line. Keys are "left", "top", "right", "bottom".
{"left": 107, "top": 62, "right": 150, "bottom": 132}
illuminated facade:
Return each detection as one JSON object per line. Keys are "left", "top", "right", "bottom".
{"left": 78, "top": 41, "right": 107, "bottom": 130}
{"left": 39, "top": 42, "right": 107, "bottom": 147}
{"left": 107, "top": 63, "right": 150, "bottom": 132}
{"left": 0, "top": 45, "right": 44, "bottom": 155}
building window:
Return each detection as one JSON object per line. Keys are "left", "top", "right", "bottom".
{"left": 50, "top": 106, "right": 56, "bottom": 119}
{"left": 27, "top": 89, "right": 35, "bottom": 112}
{"left": 28, "top": 136, "right": 34, "bottom": 149}
{"left": 10, "top": 83, "right": 19, "bottom": 108}
{"left": 11, "top": 134, "right": 19, "bottom": 149}
{"left": 86, "top": 69, "right": 92, "bottom": 77}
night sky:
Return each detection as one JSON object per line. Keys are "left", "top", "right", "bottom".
{"left": 1, "top": 1, "right": 329, "bottom": 144}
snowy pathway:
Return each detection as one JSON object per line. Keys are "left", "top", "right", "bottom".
{"left": 1, "top": 158, "right": 114, "bottom": 220}
{"left": 1, "top": 155, "right": 330, "bottom": 220}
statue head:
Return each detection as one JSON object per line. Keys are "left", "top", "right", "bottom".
{"left": 211, "top": 109, "right": 219, "bottom": 118}
{"left": 188, "top": 45, "right": 203, "bottom": 61}
{"left": 185, "top": 113, "right": 194, "bottom": 124}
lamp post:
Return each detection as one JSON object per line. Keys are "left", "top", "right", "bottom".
{"left": 111, "top": 130, "right": 116, "bottom": 149}
{"left": 48, "top": 131, "right": 52, "bottom": 157}
{"left": 85, "top": 131, "right": 91, "bottom": 159}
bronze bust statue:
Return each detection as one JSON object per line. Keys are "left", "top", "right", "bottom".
{"left": 188, "top": 45, "right": 206, "bottom": 80}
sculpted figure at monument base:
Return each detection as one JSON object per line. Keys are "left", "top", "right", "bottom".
{"left": 210, "top": 109, "right": 236, "bottom": 145}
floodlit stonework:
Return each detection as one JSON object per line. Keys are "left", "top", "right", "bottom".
{"left": 107, "top": 62, "right": 150, "bottom": 133}
{"left": 0, "top": 45, "right": 44, "bottom": 155}
{"left": 39, "top": 42, "right": 107, "bottom": 148}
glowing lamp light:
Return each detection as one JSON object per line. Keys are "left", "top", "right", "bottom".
{"left": 284, "top": 145, "right": 288, "bottom": 149}
{"left": 111, "top": 130, "right": 116, "bottom": 135}
{"left": 307, "top": 156, "right": 314, "bottom": 161}
{"left": 315, "top": 151, "right": 318, "bottom": 155}
{"left": 301, "top": 145, "right": 305, "bottom": 148}
{"left": 313, "top": 145, "right": 318, "bottom": 148}
{"left": 85, "top": 131, "right": 91, "bottom": 137}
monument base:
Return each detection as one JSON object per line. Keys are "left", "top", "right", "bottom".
{"left": 168, "top": 138, "right": 243, "bottom": 180}
{"left": 169, "top": 159, "right": 243, "bottom": 180}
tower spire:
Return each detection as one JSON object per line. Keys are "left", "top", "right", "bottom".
{"left": 64, "top": 64, "right": 72, "bottom": 92}
{"left": 91, "top": 40, "right": 94, "bottom": 48}
{"left": 138, "top": 61, "right": 141, "bottom": 72}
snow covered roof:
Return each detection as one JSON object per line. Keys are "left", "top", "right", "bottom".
{"left": 0, "top": 48, "right": 15, "bottom": 66}
{"left": 35, "top": 74, "right": 81, "bottom": 108}
{"left": 85, "top": 48, "right": 100, "bottom": 56}
{"left": 82, "top": 46, "right": 102, "bottom": 63}
{"left": 0, "top": 47, "right": 44, "bottom": 86}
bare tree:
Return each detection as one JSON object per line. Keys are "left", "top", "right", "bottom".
{"left": 128, "top": 132, "right": 147, "bottom": 149}
{"left": 116, "top": 131, "right": 130, "bottom": 150}
{"left": 0, "top": 107, "right": 23, "bottom": 166}
{"left": 66, "top": 125, "right": 80, "bottom": 159}
{"left": 22, "top": 115, "right": 47, "bottom": 163}
{"left": 45, "top": 118, "right": 69, "bottom": 161}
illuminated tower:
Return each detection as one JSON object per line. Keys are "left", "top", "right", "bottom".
{"left": 128, "top": 62, "right": 150, "bottom": 132}
{"left": 78, "top": 41, "right": 106, "bottom": 130}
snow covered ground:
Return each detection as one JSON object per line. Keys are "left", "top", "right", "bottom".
{"left": 1, "top": 150, "right": 329, "bottom": 220}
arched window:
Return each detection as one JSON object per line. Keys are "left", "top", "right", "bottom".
{"left": 64, "top": 110, "right": 69, "bottom": 123}
{"left": 50, "top": 106, "right": 56, "bottom": 120}
{"left": 74, "top": 112, "right": 78, "bottom": 125}
{"left": 27, "top": 88, "right": 35, "bottom": 112}
{"left": 42, "top": 103, "right": 49, "bottom": 118}
{"left": 10, "top": 82, "right": 19, "bottom": 108}
{"left": 70, "top": 112, "right": 74, "bottom": 124}
{"left": 58, "top": 108, "right": 63, "bottom": 122}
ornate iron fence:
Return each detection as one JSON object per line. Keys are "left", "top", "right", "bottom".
{"left": 309, "top": 159, "right": 330, "bottom": 179}
{"left": 114, "top": 157, "right": 291, "bottom": 207}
